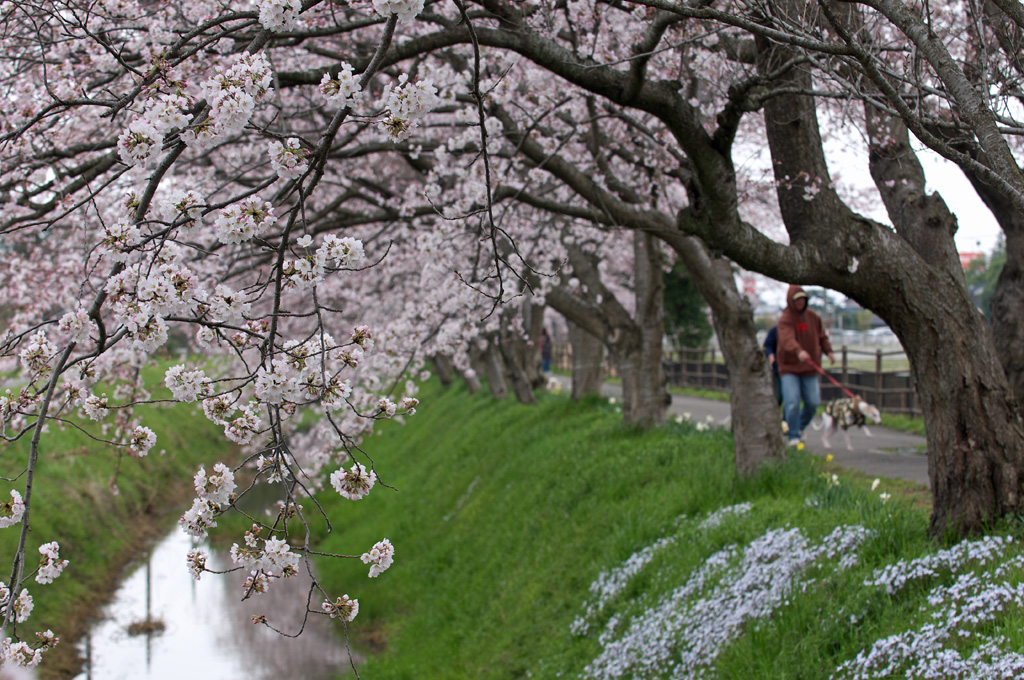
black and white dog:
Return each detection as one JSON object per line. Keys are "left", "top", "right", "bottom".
{"left": 812, "top": 396, "right": 882, "bottom": 450}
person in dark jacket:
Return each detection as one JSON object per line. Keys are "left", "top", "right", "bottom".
{"left": 777, "top": 285, "right": 834, "bottom": 446}
{"left": 763, "top": 325, "right": 782, "bottom": 406}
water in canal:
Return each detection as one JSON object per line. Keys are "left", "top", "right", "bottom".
{"left": 73, "top": 530, "right": 356, "bottom": 680}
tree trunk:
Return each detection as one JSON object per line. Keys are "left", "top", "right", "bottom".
{"left": 660, "top": 233, "right": 784, "bottom": 472}
{"left": 497, "top": 331, "right": 538, "bottom": 405}
{"left": 614, "top": 232, "right": 667, "bottom": 427}
{"left": 461, "top": 365, "right": 482, "bottom": 394}
{"left": 432, "top": 354, "right": 454, "bottom": 388}
{"left": 894, "top": 290, "right": 1024, "bottom": 535}
{"left": 567, "top": 319, "right": 604, "bottom": 399}
{"left": 523, "top": 296, "right": 547, "bottom": 389}
{"left": 990, "top": 235, "right": 1024, "bottom": 407}
{"left": 483, "top": 340, "right": 509, "bottom": 400}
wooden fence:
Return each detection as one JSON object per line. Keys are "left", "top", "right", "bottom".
{"left": 552, "top": 345, "right": 920, "bottom": 415}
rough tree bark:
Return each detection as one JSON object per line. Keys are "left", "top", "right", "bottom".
{"left": 566, "top": 319, "right": 605, "bottom": 399}
{"left": 660, "top": 233, "right": 784, "bottom": 473}
{"left": 496, "top": 332, "right": 538, "bottom": 405}
{"left": 483, "top": 338, "right": 510, "bottom": 400}
{"left": 522, "top": 296, "right": 547, "bottom": 390}
{"left": 432, "top": 354, "right": 454, "bottom": 388}
{"left": 612, "top": 232, "right": 668, "bottom": 428}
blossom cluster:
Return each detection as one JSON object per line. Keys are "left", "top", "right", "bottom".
{"left": 164, "top": 365, "right": 213, "bottom": 403}
{"left": 179, "top": 462, "right": 236, "bottom": 537}
{"left": 322, "top": 594, "right": 359, "bottom": 621}
{"left": 0, "top": 583, "right": 33, "bottom": 626}
{"left": 18, "top": 330, "right": 57, "bottom": 378}
{"left": 57, "top": 308, "right": 95, "bottom": 345}
{"left": 158, "top": 188, "right": 204, "bottom": 231}
{"left": 318, "top": 64, "right": 362, "bottom": 109}
{"left": 213, "top": 196, "right": 277, "bottom": 245}
{"left": 186, "top": 548, "right": 207, "bottom": 581}
{"left": 255, "top": 0, "right": 301, "bottom": 31}
{"left": 268, "top": 137, "right": 308, "bottom": 180}
{"left": 0, "top": 490, "right": 25, "bottom": 529}
{"left": 127, "top": 425, "right": 157, "bottom": 457}
{"left": 361, "top": 538, "right": 394, "bottom": 578}
{"left": 116, "top": 93, "right": 195, "bottom": 169}
{"left": 35, "top": 542, "right": 68, "bottom": 585}
{"left": 378, "top": 75, "right": 441, "bottom": 142}
{"left": 330, "top": 461, "right": 376, "bottom": 501}
{"left": 183, "top": 52, "right": 274, "bottom": 150}
{"left": 370, "top": 0, "right": 425, "bottom": 23}
{"left": 230, "top": 525, "right": 301, "bottom": 594}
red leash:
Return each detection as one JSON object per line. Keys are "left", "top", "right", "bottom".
{"left": 810, "top": 360, "right": 858, "bottom": 400}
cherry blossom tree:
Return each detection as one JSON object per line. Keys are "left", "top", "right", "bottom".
{"left": 0, "top": 0, "right": 485, "bottom": 669}
{"left": 6, "top": 1, "right": 1024, "bottom": 673}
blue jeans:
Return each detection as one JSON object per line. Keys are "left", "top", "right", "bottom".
{"left": 781, "top": 374, "right": 820, "bottom": 442}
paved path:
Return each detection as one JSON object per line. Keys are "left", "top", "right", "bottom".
{"left": 551, "top": 376, "right": 930, "bottom": 488}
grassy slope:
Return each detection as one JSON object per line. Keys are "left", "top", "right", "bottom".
{"left": 312, "top": 382, "right": 1006, "bottom": 679}
{"left": 0, "top": 394, "right": 230, "bottom": 678}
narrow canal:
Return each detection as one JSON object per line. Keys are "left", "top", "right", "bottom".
{"left": 72, "top": 530, "right": 356, "bottom": 679}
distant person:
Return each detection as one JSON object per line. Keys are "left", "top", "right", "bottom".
{"left": 777, "top": 285, "right": 834, "bottom": 447}
{"left": 763, "top": 325, "right": 782, "bottom": 406}
{"left": 541, "top": 327, "right": 552, "bottom": 373}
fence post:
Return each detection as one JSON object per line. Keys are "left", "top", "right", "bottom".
{"left": 709, "top": 347, "right": 716, "bottom": 388}
{"left": 841, "top": 345, "right": 848, "bottom": 388}
{"left": 875, "top": 348, "right": 883, "bottom": 411}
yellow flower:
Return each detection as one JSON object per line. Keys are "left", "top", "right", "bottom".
{"left": 826, "top": 454, "right": 833, "bottom": 462}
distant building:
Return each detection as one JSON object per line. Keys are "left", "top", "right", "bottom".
{"left": 960, "top": 252, "right": 984, "bottom": 270}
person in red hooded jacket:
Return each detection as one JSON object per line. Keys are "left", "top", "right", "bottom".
{"left": 777, "top": 285, "right": 834, "bottom": 446}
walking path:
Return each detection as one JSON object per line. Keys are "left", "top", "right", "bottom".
{"left": 551, "top": 375, "right": 930, "bottom": 488}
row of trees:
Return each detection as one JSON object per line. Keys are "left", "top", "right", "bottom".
{"left": 2, "top": 0, "right": 1024, "bottom": 669}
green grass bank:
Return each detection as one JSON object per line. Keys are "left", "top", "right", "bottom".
{"left": 312, "top": 381, "right": 1024, "bottom": 680}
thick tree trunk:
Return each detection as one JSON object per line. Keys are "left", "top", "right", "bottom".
{"left": 523, "top": 297, "right": 547, "bottom": 389}
{"left": 615, "top": 233, "right": 667, "bottom": 427}
{"left": 701, "top": 252, "right": 782, "bottom": 472}
{"left": 658, "top": 232, "right": 785, "bottom": 472}
{"left": 567, "top": 319, "right": 605, "bottom": 399}
{"left": 483, "top": 340, "right": 509, "bottom": 400}
{"left": 991, "top": 236, "right": 1024, "bottom": 407}
{"left": 497, "top": 332, "right": 538, "bottom": 405}
{"left": 611, "top": 338, "right": 667, "bottom": 428}
{"left": 859, "top": 71, "right": 1024, "bottom": 534}
{"left": 894, "top": 291, "right": 1024, "bottom": 535}
{"left": 461, "top": 364, "right": 482, "bottom": 394}
{"left": 432, "top": 354, "right": 454, "bottom": 388}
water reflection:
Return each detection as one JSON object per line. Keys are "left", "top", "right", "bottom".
{"left": 74, "top": 531, "right": 354, "bottom": 680}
